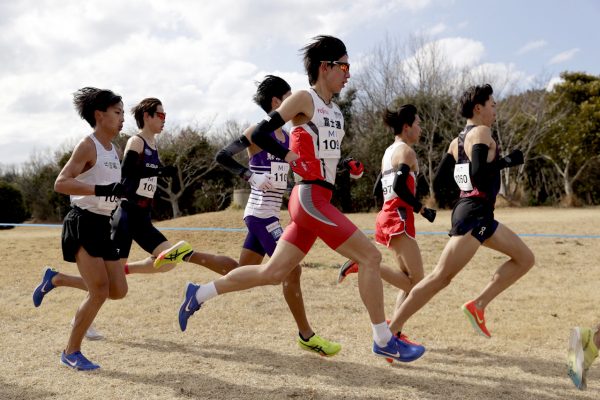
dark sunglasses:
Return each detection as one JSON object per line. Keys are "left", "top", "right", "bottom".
{"left": 321, "top": 60, "right": 350, "bottom": 73}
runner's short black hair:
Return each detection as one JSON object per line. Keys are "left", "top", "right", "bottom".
{"left": 73, "top": 87, "right": 122, "bottom": 127}
{"left": 301, "top": 35, "right": 347, "bottom": 85}
{"left": 253, "top": 75, "right": 291, "bottom": 113}
{"left": 460, "top": 84, "right": 493, "bottom": 119}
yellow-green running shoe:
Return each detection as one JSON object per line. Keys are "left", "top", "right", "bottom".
{"left": 298, "top": 334, "right": 341, "bottom": 357}
{"left": 154, "top": 241, "right": 193, "bottom": 269}
{"left": 567, "top": 327, "right": 599, "bottom": 390}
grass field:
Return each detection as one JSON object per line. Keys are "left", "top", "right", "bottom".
{"left": 1, "top": 207, "right": 599, "bottom": 399}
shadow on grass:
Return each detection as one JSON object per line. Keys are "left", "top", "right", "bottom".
{"left": 106, "top": 338, "right": 594, "bottom": 400}
{"left": 0, "top": 378, "right": 57, "bottom": 400}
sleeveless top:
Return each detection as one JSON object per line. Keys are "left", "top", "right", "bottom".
{"left": 71, "top": 134, "right": 121, "bottom": 216}
{"left": 380, "top": 140, "right": 417, "bottom": 212}
{"left": 453, "top": 125, "right": 500, "bottom": 202}
{"left": 123, "top": 135, "right": 160, "bottom": 209}
{"left": 244, "top": 130, "right": 290, "bottom": 219}
{"left": 289, "top": 88, "right": 345, "bottom": 186}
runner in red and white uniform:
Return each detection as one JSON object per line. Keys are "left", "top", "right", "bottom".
{"left": 337, "top": 105, "right": 436, "bottom": 346}
{"left": 177, "top": 35, "right": 425, "bottom": 363}
{"left": 387, "top": 84, "right": 535, "bottom": 340}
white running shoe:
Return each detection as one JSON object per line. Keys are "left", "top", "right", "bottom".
{"left": 70, "top": 318, "right": 105, "bottom": 341}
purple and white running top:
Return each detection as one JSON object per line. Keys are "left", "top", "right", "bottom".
{"left": 243, "top": 130, "right": 290, "bottom": 219}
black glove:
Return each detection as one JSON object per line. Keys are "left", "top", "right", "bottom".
{"left": 157, "top": 165, "right": 178, "bottom": 177}
{"left": 421, "top": 207, "right": 436, "bottom": 223}
{"left": 95, "top": 182, "right": 124, "bottom": 197}
{"left": 497, "top": 149, "right": 524, "bottom": 169}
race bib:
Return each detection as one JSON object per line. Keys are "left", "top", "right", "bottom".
{"left": 381, "top": 173, "right": 396, "bottom": 201}
{"left": 454, "top": 163, "right": 473, "bottom": 191}
{"left": 97, "top": 195, "right": 119, "bottom": 211}
{"left": 266, "top": 220, "right": 283, "bottom": 240}
{"left": 270, "top": 162, "right": 289, "bottom": 189}
{"left": 136, "top": 176, "right": 157, "bottom": 198}
{"left": 318, "top": 127, "right": 342, "bottom": 159}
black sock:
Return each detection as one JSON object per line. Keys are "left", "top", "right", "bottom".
{"left": 299, "top": 332, "right": 315, "bottom": 342}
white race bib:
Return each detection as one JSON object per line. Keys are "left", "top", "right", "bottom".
{"left": 136, "top": 176, "right": 157, "bottom": 198}
{"left": 97, "top": 195, "right": 119, "bottom": 211}
{"left": 454, "top": 163, "right": 473, "bottom": 191}
{"left": 270, "top": 162, "right": 289, "bottom": 189}
{"left": 318, "top": 127, "right": 342, "bottom": 159}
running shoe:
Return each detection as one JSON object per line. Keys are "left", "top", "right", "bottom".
{"left": 32, "top": 267, "right": 58, "bottom": 307}
{"left": 337, "top": 260, "right": 358, "bottom": 283}
{"left": 373, "top": 335, "right": 425, "bottom": 362}
{"left": 297, "top": 334, "right": 342, "bottom": 356}
{"left": 70, "top": 318, "right": 105, "bottom": 341}
{"left": 568, "top": 327, "right": 599, "bottom": 390}
{"left": 462, "top": 300, "right": 491, "bottom": 338}
{"left": 60, "top": 351, "right": 100, "bottom": 371}
{"left": 178, "top": 282, "right": 202, "bottom": 332}
{"left": 154, "top": 240, "right": 193, "bottom": 269}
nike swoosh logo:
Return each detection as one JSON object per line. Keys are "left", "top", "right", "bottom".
{"left": 40, "top": 281, "right": 51, "bottom": 293}
{"left": 184, "top": 298, "right": 194, "bottom": 313}
{"left": 377, "top": 349, "right": 400, "bottom": 358}
{"left": 65, "top": 357, "right": 78, "bottom": 367}
{"left": 475, "top": 313, "right": 484, "bottom": 324}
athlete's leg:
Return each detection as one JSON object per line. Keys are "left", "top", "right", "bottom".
{"left": 214, "top": 239, "right": 307, "bottom": 294}
{"left": 105, "top": 259, "right": 128, "bottom": 300}
{"left": 389, "top": 234, "right": 480, "bottom": 333}
{"left": 66, "top": 248, "right": 110, "bottom": 354}
{"left": 387, "top": 234, "right": 424, "bottom": 311}
{"left": 474, "top": 223, "right": 535, "bottom": 308}
{"left": 335, "top": 230, "right": 385, "bottom": 324}
{"left": 187, "top": 250, "right": 239, "bottom": 275}
{"left": 50, "top": 272, "right": 88, "bottom": 291}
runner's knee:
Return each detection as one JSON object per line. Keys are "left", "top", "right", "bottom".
{"left": 354, "top": 248, "right": 382, "bottom": 271}
{"left": 87, "top": 281, "right": 110, "bottom": 302}
{"left": 108, "top": 283, "right": 128, "bottom": 300}
{"left": 517, "top": 247, "right": 535, "bottom": 270}
{"left": 284, "top": 265, "right": 302, "bottom": 284}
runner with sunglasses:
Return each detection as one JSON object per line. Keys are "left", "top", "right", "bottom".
{"left": 177, "top": 35, "right": 425, "bottom": 363}
{"left": 215, "top": 75, "right": 340, "bottom": 356}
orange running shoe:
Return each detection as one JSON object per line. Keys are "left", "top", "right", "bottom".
{"left": 337, "top": 260, "right": 358, "bottom": 283}
{"left": 462, "top": 300, "right": 491, "bottom": 338}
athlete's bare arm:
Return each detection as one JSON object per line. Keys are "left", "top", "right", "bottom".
{"left": 275, "top": 90, "right": 313, "bottom": 127}
{"left": 464, "top": 126, "right": 496, "bottom": 162}
{"left": 54, "top": 137, "right": 97, "bottom": 195}
{"left": 391, "top": 144, "right": 418, "bottom": 172}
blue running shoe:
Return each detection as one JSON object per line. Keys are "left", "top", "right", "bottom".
{"left": 373, "top": 336, "right": 426, "bottom": 362}
{"left": 60, "top": 351, "right": 100, "bottom": 371}
{"left": 33, "top": 267, "right": 58, "bottom": 307}
{"left": 179, "top": 282, "right": 202, "bottom": 332}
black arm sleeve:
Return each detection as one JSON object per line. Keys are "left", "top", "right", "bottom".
{"left": 470, "top": 144, "right": 491, "bottom": 188}
{"left": 433, "top": 152, "right": 456, "bottom": 200}
{"left": 250, "top": 111, "right": 289, "bottom": 161}
{"left": 372, "top": 171, "right": 383, "bottom": 199}
{"left": 121, "top": 150, "right": 142, "bottom": 179}
{"left": 392, "top": 164, "right": 422, "bottom": 213}
{"left": 215, "top": 135, "right": 252, "bottom": 177}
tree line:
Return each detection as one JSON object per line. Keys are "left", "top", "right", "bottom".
{"left": 1, "top": 38, "right": 599, "bottom": 225}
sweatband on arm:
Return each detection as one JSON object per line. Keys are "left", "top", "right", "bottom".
{"left": 215, "top": 135, "right": 252, "bottom": 177}
{"left": 250, "top": 111, "right": 289, "bottom": 160}
{"left": 121, "top": 150, "right": 142, "bottom": 179}
{"left": 392, "top": 164, "right": 422, "bottom": 213}
{"left": 372, "top": 171, "right": 383, "bottom": 199}
{"left": 470, "top": 144, "right": 491, "bottom": 187}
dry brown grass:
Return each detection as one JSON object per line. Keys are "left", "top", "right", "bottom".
{"left": 1, "top": 207, "right": 599, "bottom": 399}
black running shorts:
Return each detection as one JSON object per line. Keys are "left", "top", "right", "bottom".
{"left": 61, "top": 206, "right": 120, "bottom": 262}
{"left": 449, "top": 197, "right": 498, "bottom": 243}
{"left": 110, "top": 201, "right": 167, "bottom": 258}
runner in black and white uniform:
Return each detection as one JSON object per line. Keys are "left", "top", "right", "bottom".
{"left": 33, "top": 87, "right": 127, "bottom": 370}
{"left": 215, "top": 75, "right": 341, "bottom": 356}
{"left": 386, "top": 84, "right": 535, "bottom": 341}
{"left": 178, "top": 36, "right": 425, "bottom": 363}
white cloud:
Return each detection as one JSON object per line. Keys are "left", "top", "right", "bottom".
{"left": 516, "top": 40, "right": 547, "bottom": 55}
{"left": 549, "top": 48, "right": 580, "bottom": 65}
{"left": 427, "top": 22, "right": 447, "bottom": 36}
{"left": 546, "top": 76, "right": 563, "bottom": 91}
{"left": 430, "top": 37, "right": 485, "bottom": 67}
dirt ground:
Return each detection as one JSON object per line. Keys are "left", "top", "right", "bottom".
{"left": 1, "top": 207, "right": 599, "bottom": 399}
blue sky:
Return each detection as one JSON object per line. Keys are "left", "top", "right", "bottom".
{"left": 0, "top": 0, "right": 597, "bottom": 166}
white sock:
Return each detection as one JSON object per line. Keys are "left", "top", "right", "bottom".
{"left": 372, "top": 321, "right": 393, "bottom": 347}
{"left": 195, "top": 282, "right": 218, "bottom": 304}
